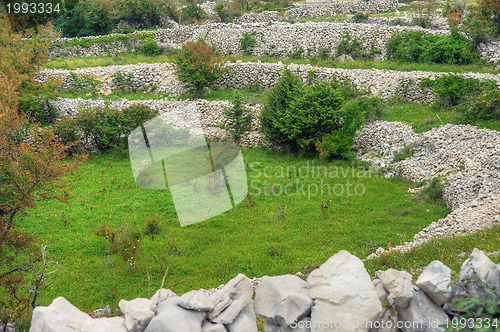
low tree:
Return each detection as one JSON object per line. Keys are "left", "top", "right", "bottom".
{"left": 214, "top": 3, "right": 227, "bottom": 22}
{"left": 174, "top": 39, "right": 227, "bottom": 97}
{"left": 0, "top": 12, "right": 82, "bottom": 326}
{"left": 220, "top": 93, "right": 253, "bottom": 144}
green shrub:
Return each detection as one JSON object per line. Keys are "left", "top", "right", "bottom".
{"left": 315, "top": 97, "right": 368, "bottom": 160}
{"left": 290, "top": 47, "right": 304, "bottom": 59}
{"left": 421, "top": 177, "right": 445, "bottom": 203}
{"left": 280, "top": 82, "right": 345, "bottom": 150}
{"left": 420, "top": 75, "right": 497, "bottom": 107}
{"left": 260, "top": 68, "right": 304, "bottom": 146}
{"left": 459, "top": 89, "right": 500, "bottom": 124}
{"left": 182, "top": 4, "right": 206, "bottom": 21}
{"left": 18, "top": 80, "right": 60, "bottom": 125}
{"left": 240, "top": 32, "right": 257, "bottom": 56}
{"left": 352, "top": 12, "right": 369, "bottom": 23}
{"left": 449, "top": 275, "right": 500, "bottom": 331}
{"left": 386, "top": 31, "right": 480, "bottom": 65}
{"left": 54, "top": 0, "right": 117, "bottom": 37}
{"left": 52, "top": 116, "right": 80, "bottom": 154}
{"left": 140, "top": 40, "right": 163, "bottom": 56}
{"left": 220, "top": 92, "right": 253, "bottom": 144}
{"left": 215, "top": 3, "right": 227, "bottom": 22}
{"left": 69, "top": 73, "right": 103, "bottom": 97}
{"left": 54, "top": 104, "right": 158, "bottom": 152}
{"left": 337, "top": 33, "right": 379, "bottom": 60}
{"left": 394, "top": 145, "right": 415, "bottom": 162}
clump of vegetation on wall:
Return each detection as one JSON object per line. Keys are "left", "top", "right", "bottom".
{"left": 386, "top": 31, "right": 480, "bottom": 65}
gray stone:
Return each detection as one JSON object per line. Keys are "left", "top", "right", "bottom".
{"left": 449, "top": 248, "right": 500, "bottom": 309}
{"left": 29, "top": 297, "right": 91, "bottom": 332}
{"left": 378, "top": 269, "right": 414, "bottom": 308}
{"left": 119, "top": 298, "right": 154, "bottom": 332}
{"left": 226, "top": 302, "right": 258, "bottom": 332}
{"left": 415, "top": 261, "right": 452, "bottom": 306}
{"left": 145, "top": 297, "right": 204, "bottom": 332}
{"left": 372, "top": 278, "right": 388, "bottom": 304}
{"left": 398, "top": 286, "right": 449, "bottom": 332}
{"left": 179, "top": 290, "right": 214, "bottom": 312}
{"left": 208, "top": 274, "right": 254, "bottom": 324}
{"left": 264, "top": 317, "right": 312, "bottom": 332}
{"left": 307, "top": 250, "right": 382, "bottom": 332}
{"left": 369, "top": 307, "right": 397, "bottom": 332}
{"left": 254, "top": 275, "right": 312, "bottom": 326}
{"left": 202, "top": 321, "right": 227, "bottom": 332}
{"left": 81, "top": 317, "right": 127, "bottom": 332}
{"left": 150, "top": 289, "right": 177, "bottom": 311}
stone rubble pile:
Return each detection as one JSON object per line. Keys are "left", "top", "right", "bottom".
{"left": 38, "top": 61, "right": 500, "bottom": 104}
{"left": 29, "top": 248, "right": 500, "bottom": 332}
{"left": 355, "top": 121, "right": 500, "bottom": 257}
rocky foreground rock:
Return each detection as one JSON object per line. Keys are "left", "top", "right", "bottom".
{"left": 29, "top": 249, "right": 499, "bottom": 332}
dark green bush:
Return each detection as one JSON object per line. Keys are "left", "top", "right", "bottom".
{"left": 386, "top": 31, "right": 480, "bottom": 65}
{"left": 140, "top": 40, "right": 163, "bottom": 56}
{"left": 54, "top": 0, "right": 118, "bottom": 37}
{"left": 260, "top": 68, "right": 304, "bottom": 146}
{"left": 240, "top": 32, "right": 257, "bottom": 56}
{"left": 280, "top": 82, "right": 345, "bottom": 150}
{"left": 420, "top": 75, "right": 497, "bottom": 107}
{"left": 54, "top": 104, "right": 158, "bottom": 152}
{"left": 261, "top": 70, "right": 367, "bottom": 156}
{"left": 220, "top": 92, "right": 253, "bottom": 144}
{"left": 315, "top": 97, "right": 368, "bottom": 160}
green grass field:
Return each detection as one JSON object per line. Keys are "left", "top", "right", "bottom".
{"left": 18, "top": 148, "right": 452, "bottom": 311}
{"left": 43, "top": 53, "right": 500, "bottom": 75}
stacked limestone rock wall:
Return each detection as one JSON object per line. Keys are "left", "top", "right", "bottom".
{"left": 37, "top": 61, "right": 500, "bottom": 103}
{"left": 355, "top": 121, "right": 500, "bottom": 257}
{"left": 48, "top": 99, "right": 265, "bottom": 147}
{"left": 28, "top": 248, "right": 500, "bottom": 332}
{"left": 345, "top": 13, "right": 450, "bottom": 30}
{"left": 234, "top": 11, "right": 282, "bottom": 23}
{"left": 288, "top": 0, "right": 398, "bottom": 17}
{"left": 48, "top": 22, "right": 450, "bottom": 59}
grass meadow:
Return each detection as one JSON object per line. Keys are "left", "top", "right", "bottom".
{"left": 19, "top": 148, "right": 453, "bottom": 311}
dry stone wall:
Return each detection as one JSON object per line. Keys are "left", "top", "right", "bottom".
{"left": 288, "top": 0, "right": 398, "bottom": 17}
{"left": 355, "top": 121, "right": 500, "bottom": 258}
{"left": 37, "top": 61, "right": 500, "bottom": 103}
{"left": 28, "top": 248, "right": 500, "bottom": 332}
{"left": 48, "top": 22, "right": 450, "bottom": 59}
{"left": 48, "top": 98, "right": 265, "bottom": 147}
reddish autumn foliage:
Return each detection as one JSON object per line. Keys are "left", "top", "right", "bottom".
{"left": 174, "top": 39, "right": 227, "bottom": 97}
{"left": 0, "top": 11, "right": 84, "bottom": 325}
